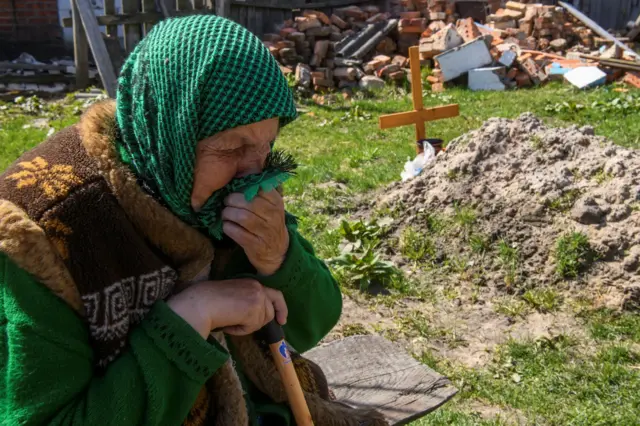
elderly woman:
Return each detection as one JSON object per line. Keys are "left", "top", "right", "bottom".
{"left": 0, "top": 15, "right": 385, "bottom": 426}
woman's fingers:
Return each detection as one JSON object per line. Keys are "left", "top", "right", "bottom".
{"left": 257, "top": 188, "right": 284, "bottom": 210}
{"left": 222, "top": 210, "right": 264, "bottom": 242}
{"left": 224, "top": 193, "right": 274, "bottom": 218}
{"left": 265, "top": 286, "right": 288, "bottom": 325}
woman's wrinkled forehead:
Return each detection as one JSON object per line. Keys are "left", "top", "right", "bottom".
{"left": 197, "top": 117, "right": 279, "bottom": 152}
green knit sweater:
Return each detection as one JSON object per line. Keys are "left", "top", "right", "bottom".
{"left": 0, "top": 230, "right": 342, "bottom": 425}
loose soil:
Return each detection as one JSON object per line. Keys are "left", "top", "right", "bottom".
{"left": 330, "top": 113, "right": 640, "bottom": 369}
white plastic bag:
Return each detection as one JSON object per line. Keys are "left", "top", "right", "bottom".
{"left": 400, "top": 142, "right": 436, "bottom": 182}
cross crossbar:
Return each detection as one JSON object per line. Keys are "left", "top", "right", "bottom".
{"left": 379, "top": 46, "right": 459, "bottom": 153}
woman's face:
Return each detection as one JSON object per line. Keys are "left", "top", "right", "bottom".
{"left": 190, "top": 117, "right": 279, "bottom": 212}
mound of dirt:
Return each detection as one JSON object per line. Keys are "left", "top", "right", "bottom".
{"left": 377, "top": 113, "right": 640, "bottom": 303}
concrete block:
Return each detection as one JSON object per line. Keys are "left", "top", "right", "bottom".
{"left": 359, "top": 75, "right": 385, "bottom": 90}
{"left": 564, "top": 67, "right": 607, "bottom": 89}
{"left": 295, "top": 64, "right": 312, "bottom": 88}
{"left": 469, "top": 67, "right": 507, "bottom": 91}
{"left": 499, "top": 50, "right": 517, "bottom": 67}
{"left": 434, "top": 36, "right": 494, "bottom": 82}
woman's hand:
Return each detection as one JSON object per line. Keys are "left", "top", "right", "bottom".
{"left": 221, "top": 190, "right": 290, "bottom": 276}
{"left": 166, "top": 279, "right": 287, "bottom": 339}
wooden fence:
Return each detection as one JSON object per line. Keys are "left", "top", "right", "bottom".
{"left": 226, "top": 0, "right": 385, "bottom": 35}
{"left": 65, "top": 0, "right": 385, "bottom": 93}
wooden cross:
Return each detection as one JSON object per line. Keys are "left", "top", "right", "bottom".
{"left": 379, "top": 46, "right": 460, "bottom": 154}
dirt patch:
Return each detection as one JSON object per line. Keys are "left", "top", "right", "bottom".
{"left": 378, "top": 113, "right": 640, "bottom": 301}
{"left": 467, "top": 401, "right": 529, "bottom": 425}
{"left": 332, "top": 114, "right": 640, "bottom": 369}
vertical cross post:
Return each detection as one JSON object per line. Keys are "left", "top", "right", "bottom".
{"left": 379, "top": 46, "right": 460, "bottom": 154}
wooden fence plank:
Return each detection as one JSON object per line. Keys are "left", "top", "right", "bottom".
{"left": 177, "top": 0, "right": 192, "bottom": 11}
{"left": 0, "top": 74, "right": 79, "bottom": 84}
{"left": 142, "top": 0, "right": 157, "bottom": 34}
{"left": 0, "top": 62, "right": 68, "bottom": 72}
{"left": 123, "top": 0, "right": 142, "bottom": 53}
{"left": 247, "top": 6, "right": 257, "bottom": 34}
{"left": 192, "top": 0, "right": 204, "bottom": 9}
{"left": 216, "top": 0, "right": 231, "bottom": 17}
{"left": 74, "top": 0, "right": 118, "bottom": 97}
{"left": 72, "top": 0, "right": 89, "bottom": 90}
{"left": 255, "top": 5, "right": 264, "bottom": 34}
{"left": 104, "top": 0, "right": 117, "bottom": 37}
{"left": 229, "top": 0, "right": 371, "bottom": 9}
{"left": 62, "top": 10, "right": 212, "bottom": 27}
{"left": 238, "top": 4, "right": 247, "bottom": 29}
{"left": 158, "top": 0, "right": 176, "bottom": 17}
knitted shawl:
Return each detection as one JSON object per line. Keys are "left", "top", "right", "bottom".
{"left": 115, "top": 15, "right": 298, "bottom": 238}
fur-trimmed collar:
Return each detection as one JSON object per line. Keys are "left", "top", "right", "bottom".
{"left": 78, "top": 100, "right": 214, "bottom": 284}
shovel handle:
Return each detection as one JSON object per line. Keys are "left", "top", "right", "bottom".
{"left": 259, "top": 320, "right": 314, "bottom": 426}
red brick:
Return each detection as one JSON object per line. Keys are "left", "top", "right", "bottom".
{"left": 37, "top": 10, "right": 59, "bottom": 17}
{"left": 28, "top": 17, "right": 57, "bottom": 24}
{"left": 623, "top": 72, "right": 640, "bottom": 89}
{"left": 400, "top": 11, "right": 422, "bottom": 19}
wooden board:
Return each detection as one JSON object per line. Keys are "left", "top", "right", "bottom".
{"left": 408, "top": 46, "right": 425, "bottom": 140}
{"left": 63, "top": 12, "right": 163, "bottom": 27}
{"left": 74, "top": 0, "right": 118, "bottom": 97}
{"left": 229, "top": 0, "right": 372, "bottom": 8}
{"left": 0, "top": 62, "right": 68, "bottom": 72}
{"left": 177, "top": 0, "right": 192, "bottom": 11}
{"left": 379, "top": 104, "right": 460, "bottom": 130}
{"left": 123, "top": 0, "right": 142, "bottom": 53}
{"left": 216, "top": 0, "right": 231, "bottom": 17}
{"left": 104, "top": 0, "right": 117, "bottom": 38}
{"left": 305, "top": 335, "right": 457, "bottom": 425}
{"left": 0, "top": 74, "right": 78, "bottom": 84}
{"left": 142, "top": 0, "right": 157, "bottom": 34}
{"left": 72, "top": 0, "right": 89, "bottom": 90}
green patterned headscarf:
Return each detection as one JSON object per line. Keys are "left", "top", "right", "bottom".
{"left": 115, "top": 15, "right": 298, "bottom": 239}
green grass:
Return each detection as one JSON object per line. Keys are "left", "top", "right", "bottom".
{"left": 3, "top": 85, "right": 640, "bottom": 426}
{"left": 413, "top": 408, "right": 507, "bottom": 426}
{"left": 592, "top": 168, "right": 615, "bottom": 185}
{"left": 442, "top": 336, "right": 640, "bottom": 425}
{"left": 340, "top": 323, "right": 369, "bottom": 337}
{"left": 545, "top": 188, "right": 582, "bottom": 213}
{"left": 469, "top": 234, "right": 491, "bottom": 255}
{"left": 400, "top": 226, "right": 436, "bottom": 262}
{"left": 522, "top": 288, "right": 563, "bottom": 313}
{"left": 493, "top": 296, "right": 529, "bottom": 318}
{"left": 453, "top": 203, "right": 477, "bottom": 230}
{"left": 497, "top": 240, "right": 520, "bottom": 287}
{"left": 555, "top": 232, "right": 595, "bottom": 279}
{"left": 586, "top": 309, "right": 640, "bottom": 343}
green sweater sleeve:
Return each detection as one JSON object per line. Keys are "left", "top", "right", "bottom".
{"left": 0, "top": 253, "right": 229, "bottom": 426}
{"left": 258, "top": 230, "right": 343, "bottom": 353}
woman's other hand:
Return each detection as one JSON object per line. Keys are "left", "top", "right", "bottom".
{"left": 166, "top": 279, "right": 287, "bottom": 339}
{"left": 222, "top": 190, "right": 289, "bottom": 276}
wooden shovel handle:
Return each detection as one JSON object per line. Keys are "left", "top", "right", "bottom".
{"left": 259, "top": 320, "right": 314, "bottom": 426}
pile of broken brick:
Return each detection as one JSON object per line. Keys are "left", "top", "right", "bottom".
{"left": 264, "top": 1, "right": 640, "bottom": 100}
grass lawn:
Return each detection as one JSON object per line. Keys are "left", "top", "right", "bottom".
{"left": 1, "top": 83, "right": 639, "bottom": 425}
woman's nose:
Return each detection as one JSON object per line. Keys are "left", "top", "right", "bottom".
{"left": 236, "top": 162, "right": 264, "bottom": 178}
{"left": 236, "top": 150, "right": 269, "bottom": 177}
